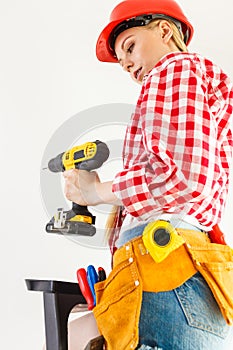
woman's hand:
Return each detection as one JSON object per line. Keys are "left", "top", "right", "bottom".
{"left": 63, "top": 169, "right": 122, "bottom": 206}
{"left": 63, "top": 169, "right": 101, "bottom": 206}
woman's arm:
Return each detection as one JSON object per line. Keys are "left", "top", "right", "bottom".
{"left": 63, "top": 169, "right": 122, "bottom": 206}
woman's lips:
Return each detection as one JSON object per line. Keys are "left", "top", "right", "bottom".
{"left": 134, "top": 67, "right": 142, "bottom": 81}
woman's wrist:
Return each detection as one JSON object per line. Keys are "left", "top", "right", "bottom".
{"left": 95, "top": 181, "right": 122, "bottom": 206}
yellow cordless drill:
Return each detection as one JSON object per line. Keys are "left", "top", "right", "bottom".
{"left": 45, "top": 140, "right": 109, "bottom": 236}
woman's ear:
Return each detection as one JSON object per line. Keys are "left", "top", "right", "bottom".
{"left": 159, "top": 20, "right": 173, "bottom": 43}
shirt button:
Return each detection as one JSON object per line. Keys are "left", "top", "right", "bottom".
{"left": 135, "top": 280, "right": 140, "bottom": 286}
{"left": 129, "top": 257, "right": 133, "bottom": 263}
{"left": 125, "top": 245, "right": 130, "bottom": 251}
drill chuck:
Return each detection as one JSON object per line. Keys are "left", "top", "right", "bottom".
{"left": 48, "top": 152, "right": 64, "bottom": 172}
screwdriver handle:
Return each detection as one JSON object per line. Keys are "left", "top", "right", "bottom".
{"left": 87, "top": 265, "right": 98, "bottom": 305}
{"left": 77, "top": 268, "right": 95, "bottom": 310}
{"left": 98, "top": 267, "right": 106, "bottom": 281}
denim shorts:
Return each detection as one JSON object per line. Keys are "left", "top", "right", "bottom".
{"left": 136, "top": 272, "right": 233, "bottom": 350}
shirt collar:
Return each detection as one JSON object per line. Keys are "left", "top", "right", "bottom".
{"left": 142, "top": 51, "right": 193, "bottom": 84}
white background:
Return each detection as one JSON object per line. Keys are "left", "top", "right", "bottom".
{"left": 1, "top": 1, "right": 233, "bottom": 349}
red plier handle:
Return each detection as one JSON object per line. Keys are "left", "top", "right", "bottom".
{"left": 209, "top": 224, "right": 227, "bottom": 245}
{"left": 77, "top": 268, "right": 95, "bottom": 310}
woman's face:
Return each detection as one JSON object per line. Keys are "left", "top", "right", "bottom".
{"left": 114, "top": 20, "right": 178, "bottom": 84}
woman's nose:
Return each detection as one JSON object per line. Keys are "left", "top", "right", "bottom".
{"left": 122, "top": 59, "right": 134, "bottom": 72}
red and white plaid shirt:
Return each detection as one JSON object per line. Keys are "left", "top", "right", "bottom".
{"left": 112, "top": 52, "right": 233, "bottom": 228}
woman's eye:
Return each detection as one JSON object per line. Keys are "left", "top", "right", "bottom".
{"left": 127, "top": 43, "right": 134, "bottom": 54}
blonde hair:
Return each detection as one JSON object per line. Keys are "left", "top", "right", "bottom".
{"left": 104, "top": 205, "right": 119, "bottom": 244}
{"left": 146, "top": 18, "right": 188, "bottom": 52}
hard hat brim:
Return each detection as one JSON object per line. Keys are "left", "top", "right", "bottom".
{"left": 96, "top": 19, "right": 124, "bottom": 63}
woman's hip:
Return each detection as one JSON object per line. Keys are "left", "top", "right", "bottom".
{"left": 137, "top": 272, "right": 233, "bottom": 350}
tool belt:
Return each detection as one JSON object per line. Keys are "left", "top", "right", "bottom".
{"left": 93, "top": 223, "right": 233, "bottom": 350}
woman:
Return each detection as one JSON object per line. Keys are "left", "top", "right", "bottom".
{"left": 64, "top": 1, "right": 233, "bottom": 349}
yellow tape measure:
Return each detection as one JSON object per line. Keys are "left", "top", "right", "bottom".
{"left": 142, "top": 220, "right": 185, "bottom": 263}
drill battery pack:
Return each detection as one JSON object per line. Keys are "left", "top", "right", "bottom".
{"left": 46, "top": 207, "right": 96, "bottom": 236}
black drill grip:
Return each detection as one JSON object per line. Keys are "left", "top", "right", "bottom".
{"left": 77, "top": 140, "right": 110, "bottom": 171}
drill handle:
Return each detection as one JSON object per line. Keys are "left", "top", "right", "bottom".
{"left": 72, "top": 202, "right": 87, "bottom": 214}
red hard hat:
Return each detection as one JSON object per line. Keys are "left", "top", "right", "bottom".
{"left": 96, "top": 0, "right": 194, "bottom": 63}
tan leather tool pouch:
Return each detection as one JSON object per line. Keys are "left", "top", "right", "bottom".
{"left": 93, "top": 233, "right": 196, "bottom": 349}
{"left": 178, "top": 229, "right": 233, "bottom": 325}
{"left": 93, "top": 228, "right": 233, "bottom": 350}
{"left": 93, "top": 248, "right": 142, "bottom": 350}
